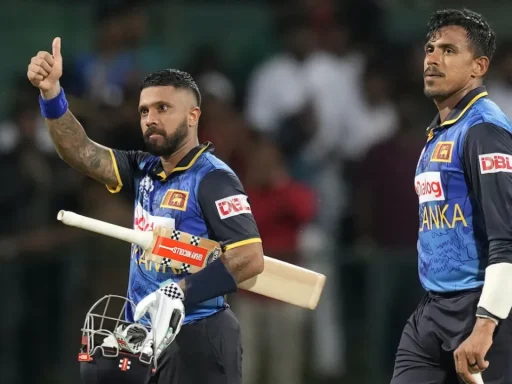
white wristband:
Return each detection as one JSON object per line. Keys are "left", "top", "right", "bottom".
{"left": 478, "top": 262, "right": 512, "bottom": 319}
{"left": 475, "top": 314, "right": 499, "bottom": 325}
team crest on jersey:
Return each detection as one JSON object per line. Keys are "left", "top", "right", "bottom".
{"left": 161, "top": 189, "right": 189, "bottom": 211}
{"left": 431, "top": 141, "right": 454, "bottom": 163}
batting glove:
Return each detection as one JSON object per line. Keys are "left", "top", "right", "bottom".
{"left": 134, "top": 281, "right": 185, "bottom": 361}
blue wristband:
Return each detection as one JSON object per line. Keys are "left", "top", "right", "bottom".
{"left": 183, "top": 259, "right": 238, "bottom": 307}
{"left": 39, "top": 87, "right": 68, "bottom": 119}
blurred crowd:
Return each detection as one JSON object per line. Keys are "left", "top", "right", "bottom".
{"left": 2, "top": 1, "right": 512, "bottom": 384}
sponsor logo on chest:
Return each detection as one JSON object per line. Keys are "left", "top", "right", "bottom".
{"left": 133, "top": 203, "right": 175, "bottom": 232}
{"left": 415, "top": 172, "right": 445, "bottom": 203}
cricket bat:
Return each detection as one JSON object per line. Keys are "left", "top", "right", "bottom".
{"left": 57, "top": 210, "right": 326, "bottom": 310}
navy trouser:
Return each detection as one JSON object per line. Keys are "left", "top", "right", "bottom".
{"left": 391, "top": 289, "right": 512, "bottom": 384}
{"left": 150, "top": 308, "right": 242, "bottom": 384}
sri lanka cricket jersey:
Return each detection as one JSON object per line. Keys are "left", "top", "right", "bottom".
{"left": 108, "top": 142, "right": 261, "bottom": 324}
{"left": 416, "top": 86, "right": 512, "bottom": 292}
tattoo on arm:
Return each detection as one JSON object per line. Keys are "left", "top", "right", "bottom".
{"left": 46, "top": 110, "right": 118, "bottom": 187}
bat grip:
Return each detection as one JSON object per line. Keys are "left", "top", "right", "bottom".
{"left": 472, "top": 373, "right": 484, "bottom": 384}
{"left": 57, "top": 210, "right": 152, "bottom": 249}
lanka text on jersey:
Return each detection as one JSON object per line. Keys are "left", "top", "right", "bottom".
{"left": 416, "top": 86, "right": 512, "bottom": 292}
{"left": 107, "top": 142, "right": 261, "bottom": 324}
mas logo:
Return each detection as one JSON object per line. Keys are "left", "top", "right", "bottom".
{"left": 139, "top": 176, "right": 154, "bottom": 204}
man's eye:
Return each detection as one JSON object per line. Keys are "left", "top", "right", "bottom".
{"left": 140, "top": 109, "right": 148, "bottom": 116}
{"left": 159, "top": 105, "right": 168, "bottom": 111}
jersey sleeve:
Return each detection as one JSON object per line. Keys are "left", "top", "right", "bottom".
{"left": 463, "top": 122, "right": 512, "bottom": 264}
{"left": 107, "top": 149, "right": 149, "bottom": 196}
{"left": 197, "top": 169, "right": 261, "bottom": 251}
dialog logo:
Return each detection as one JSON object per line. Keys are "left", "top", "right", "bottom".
{"left": 415, "top": 172, "right": 445, "bottom": 203}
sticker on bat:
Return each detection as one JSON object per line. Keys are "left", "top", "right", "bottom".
{"left": 151, "top": 237, "right": 208, "bottom": 267}
{"left": 207, "top": 248, "right": 222, "bottom": 265}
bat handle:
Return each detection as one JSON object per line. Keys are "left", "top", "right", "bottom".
{"left": 57, "top": 210, "right": 153, "bottom": 249}
{"left": 472, "top": 373, "right": 484, "bottom": 384}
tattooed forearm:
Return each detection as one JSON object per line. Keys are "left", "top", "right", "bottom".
{"left": 220, "top": 243, "right": 264, "bottom": 283}
{"left": 45, "top": 110, "right": 118, "bottom": 187}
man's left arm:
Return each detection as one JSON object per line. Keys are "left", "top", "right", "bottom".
{"left": 455, "top": 122, "right": 512, "bottom": 379}
{"left": 463, "top": 122, "right": 512, "bottom": 324}
{"left": 178, "top": 169, "right": 264, "bottom": 306}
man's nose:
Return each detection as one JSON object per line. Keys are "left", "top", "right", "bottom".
{"left": 146, "top": 109, "right": 159, "bottom": 127}
{"left": 426, "top": 50, "right": 440, "bottom": 66}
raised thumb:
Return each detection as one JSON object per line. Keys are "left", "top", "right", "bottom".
{"left": 52, "top": 37, "right": 62, "bottom": 59}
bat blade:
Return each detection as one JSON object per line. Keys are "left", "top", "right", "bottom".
{"left": 238, "top": 258, "right": 326, "bottom": 309}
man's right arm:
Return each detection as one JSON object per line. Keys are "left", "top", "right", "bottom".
{"left": 44, "top": 109, "right": 120, "bottom": 191}
{"left": 27, "top": 37, "right": 123, "bottom": 191}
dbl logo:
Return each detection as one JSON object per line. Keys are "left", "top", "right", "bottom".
{"left": 479, "top": 153, "right": 512, "bottom": 174}
{"left": 215, "top": 194, "right": 252, "bottom": 219}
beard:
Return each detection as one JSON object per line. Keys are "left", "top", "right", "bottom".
{"left": 143, "top": 118, "right": 189, "bottom": 157}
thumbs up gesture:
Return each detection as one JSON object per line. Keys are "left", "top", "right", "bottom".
{"left": 27, "top": 37, "right": 63, "bottom": 98}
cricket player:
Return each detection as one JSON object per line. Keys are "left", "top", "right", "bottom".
{"left": 27, "top": 37, "right": 264, "bottom": 384}
{"left": 391, "top": 9, "right": 512, "bottom": 384}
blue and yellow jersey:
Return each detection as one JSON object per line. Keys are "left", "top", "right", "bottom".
{"left": 107, "top": 142, "right": 261, "bottom": 324}
{"left": 416, "top": 86, "right": 512, "bottom": 292}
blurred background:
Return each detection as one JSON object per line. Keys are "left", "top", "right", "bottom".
{"left": 1, "top": 0, "right": 512, "bottom": 383}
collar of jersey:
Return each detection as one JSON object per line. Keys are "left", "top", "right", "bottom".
{"left": 426, "top": 86, "right": 488, "bottom": 133}
{"left": 151, "top": 141, "right": 214, "bottom": 181}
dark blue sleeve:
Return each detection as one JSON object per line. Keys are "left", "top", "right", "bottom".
{"left": 463, "top": 122, "right": 512, "bottom": 265}
{"left": 197, "top": 169, "right": 261, "bottom": 250}
{"left": 109, "top": 149, "right": 151, "bottom": 196}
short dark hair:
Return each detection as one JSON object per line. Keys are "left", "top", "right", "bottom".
{"left": 140, "top": 69, "right": 202, "bottom": 106}
{"left": 426, "top": 8, "right": 496, "bottom": 61}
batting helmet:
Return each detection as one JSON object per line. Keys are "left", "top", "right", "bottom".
{"left": 78, "top": 295, "right": 155, "bottom": 384}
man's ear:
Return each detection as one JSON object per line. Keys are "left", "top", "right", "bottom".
{"left": 189, "top": 107, "right": 201, "bottom": 127}
{"left": 472, "top": 56, "right": 490, "bottom": 78}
